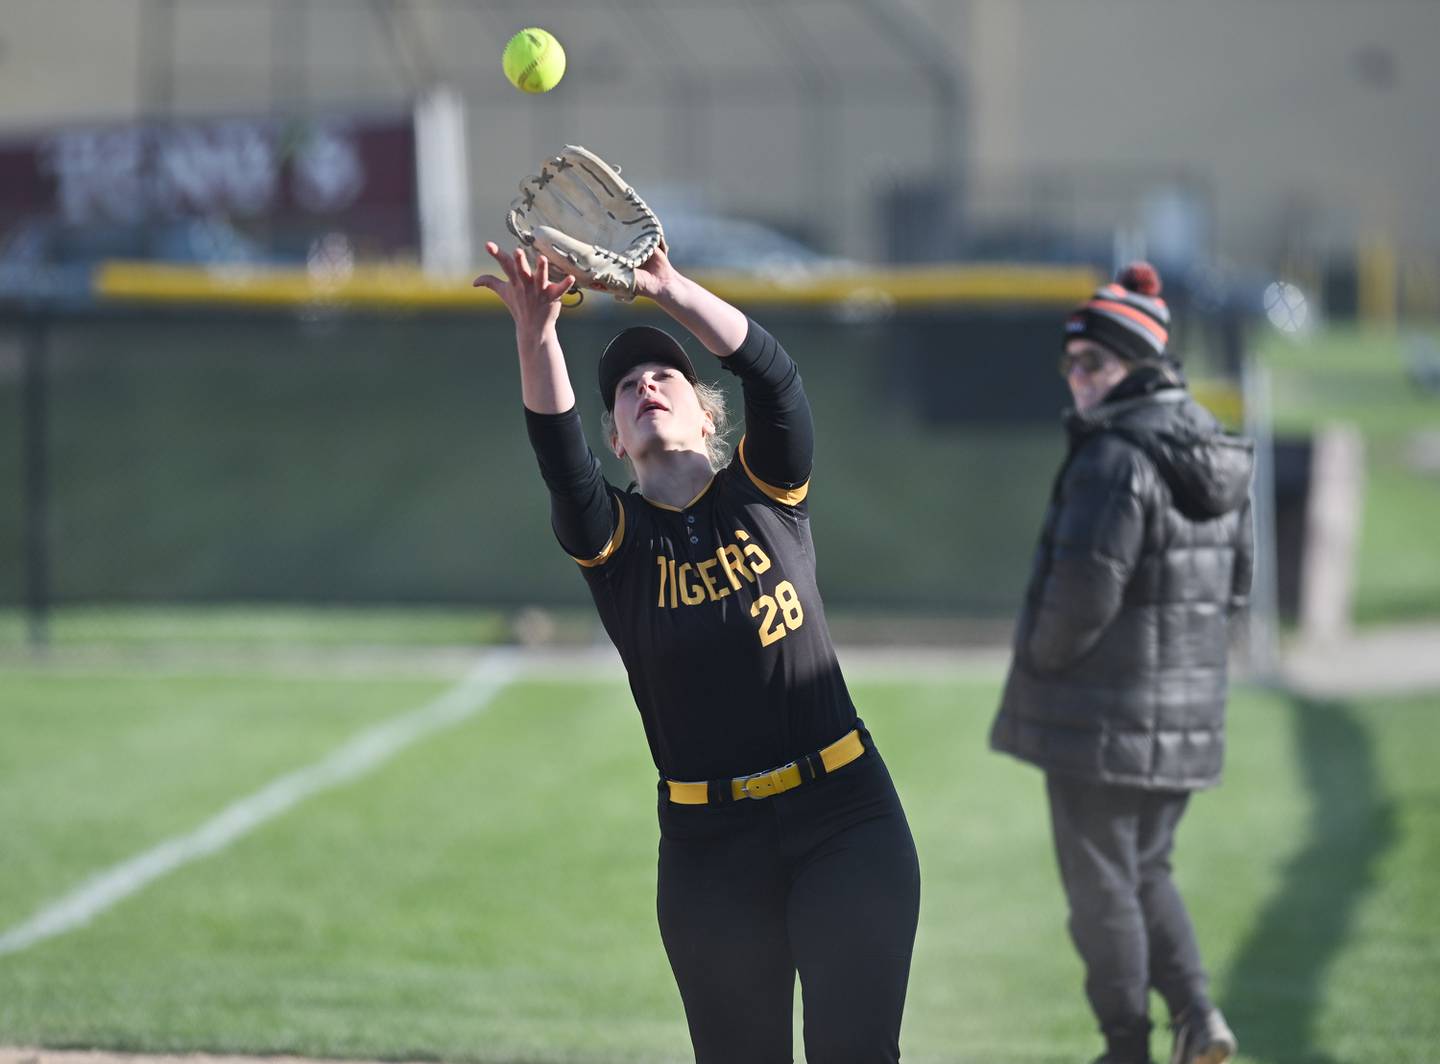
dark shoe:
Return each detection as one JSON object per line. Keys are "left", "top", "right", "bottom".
{"left": 1096, "top": 1017, "right": 1154, "bottom": 1064}
{"left": 1169, "top": 1006, "right": 1237, "bottom": 1064}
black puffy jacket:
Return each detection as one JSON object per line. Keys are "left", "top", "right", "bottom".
{"left": 990, "top": 370, "right": 1254, "bottom": 791}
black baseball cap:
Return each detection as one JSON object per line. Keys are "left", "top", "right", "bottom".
{"left": 598, "top": 325, "right": 699, "bottom": 411}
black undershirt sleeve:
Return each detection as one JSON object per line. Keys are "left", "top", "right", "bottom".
{"left": 720, "top": 318, "right": 814, "bottom": 489}
{"left": 523, "top": 406, "right": 617, "bottom": 560}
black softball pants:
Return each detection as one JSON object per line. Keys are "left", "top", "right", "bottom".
{"left": 656, "top": 743, "right": 920, "bottom": 1063}
{"left": 1046, "top": 773, "right": 1211, "bottom": 1050}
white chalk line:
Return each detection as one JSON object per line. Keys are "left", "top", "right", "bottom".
{"left": 0, "top": 651, "right": 521, "bottom": 958}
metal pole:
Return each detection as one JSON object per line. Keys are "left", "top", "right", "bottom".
{"left": 855, "top": 0, "right": 964, "bottom": 178}
{"left": 21, "top": 317, "right": 51, "bottom": 650}
{"left": 138, "top": 0, "right": 176, "bottom": 255}
{"left": 272, "top": 0, "right": 309, "bottom": 111}
{"left": 140, "top": 0, "right": 176, "bottom": 115}
{"left": 754, "top": 0, "right": 833, "bottom": 251}
{"left": 1242, "top": 352, "right": 1281, "bottom": 681}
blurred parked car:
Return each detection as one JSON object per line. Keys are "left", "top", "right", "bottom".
{"left": 660, "top": 210, "right": 858, "bottom": 280}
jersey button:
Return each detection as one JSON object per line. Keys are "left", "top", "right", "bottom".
{"left": 689, "top": 535, "right": 700, "bottom": 544}
{"left": 686, "top": 515, "right": 696, "bottom": 524}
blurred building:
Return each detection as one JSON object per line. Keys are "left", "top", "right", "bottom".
{"left": 0, "top": 0, "right": 1436, "bottom": 316}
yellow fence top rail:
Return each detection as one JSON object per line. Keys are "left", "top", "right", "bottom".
{"left": 94, "top": 260, "right": 1099, "bottom": 311}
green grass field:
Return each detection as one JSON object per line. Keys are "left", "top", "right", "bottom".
{"left": 2, "top": 651, "right": 1436, "bottom": 1063}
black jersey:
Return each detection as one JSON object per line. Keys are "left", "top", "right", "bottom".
{"left": 525, "top": 320, "right": 859, "bottom": 782}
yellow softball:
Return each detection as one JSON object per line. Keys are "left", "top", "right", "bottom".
{"left": 503, "top": 28, "right": 566, "bottom": 94}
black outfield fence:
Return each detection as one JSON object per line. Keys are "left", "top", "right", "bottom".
{"left": 3, "top": 262, "right": 1252, "bottom": 631}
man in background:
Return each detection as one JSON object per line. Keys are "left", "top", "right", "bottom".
{"left": 990, "top": 263, "right": 1253, "bottom": 1064}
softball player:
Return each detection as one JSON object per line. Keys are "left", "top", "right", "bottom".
{"left": 475, "top": 241, "right": 921, "bottom": 1063}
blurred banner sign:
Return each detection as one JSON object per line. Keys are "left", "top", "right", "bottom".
{"left": 0, "top": 113, "right": 418, "bottom": 256}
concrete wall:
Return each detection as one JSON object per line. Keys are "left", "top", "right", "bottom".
{"left": 2, "top": 0, "right": 1435, "bottom": 267}
{"left": 955, "top": 0, "right": 1440, "bottom": 262}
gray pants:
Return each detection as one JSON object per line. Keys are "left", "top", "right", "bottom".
{"left": 1046, "top": 774, "right": 1211, "bottom": 1052}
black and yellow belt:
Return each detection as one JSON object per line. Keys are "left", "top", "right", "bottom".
{"left": 665, "top": 729, "right": 865, "bottom": 805}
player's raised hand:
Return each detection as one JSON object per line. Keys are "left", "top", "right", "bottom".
{"left": 473, "top": 241, "right": 575, "bottom": 334}
{"left": 629, "top": 243, "right": 681, "bottom": 301}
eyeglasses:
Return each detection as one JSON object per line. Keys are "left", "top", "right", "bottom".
{"left": 1058, "top": 349, "right": 1110, "bottom": 378}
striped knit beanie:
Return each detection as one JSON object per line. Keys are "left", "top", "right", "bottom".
{"left": 1065, "top": 262, "right": 1171, "bottom": 363}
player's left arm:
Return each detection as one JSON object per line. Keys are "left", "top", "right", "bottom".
{"left": 638, "top": 248, "right": 813, "bottom": 501}
{"left": 634, "top": 245, "right": 748, "bottom": 356}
